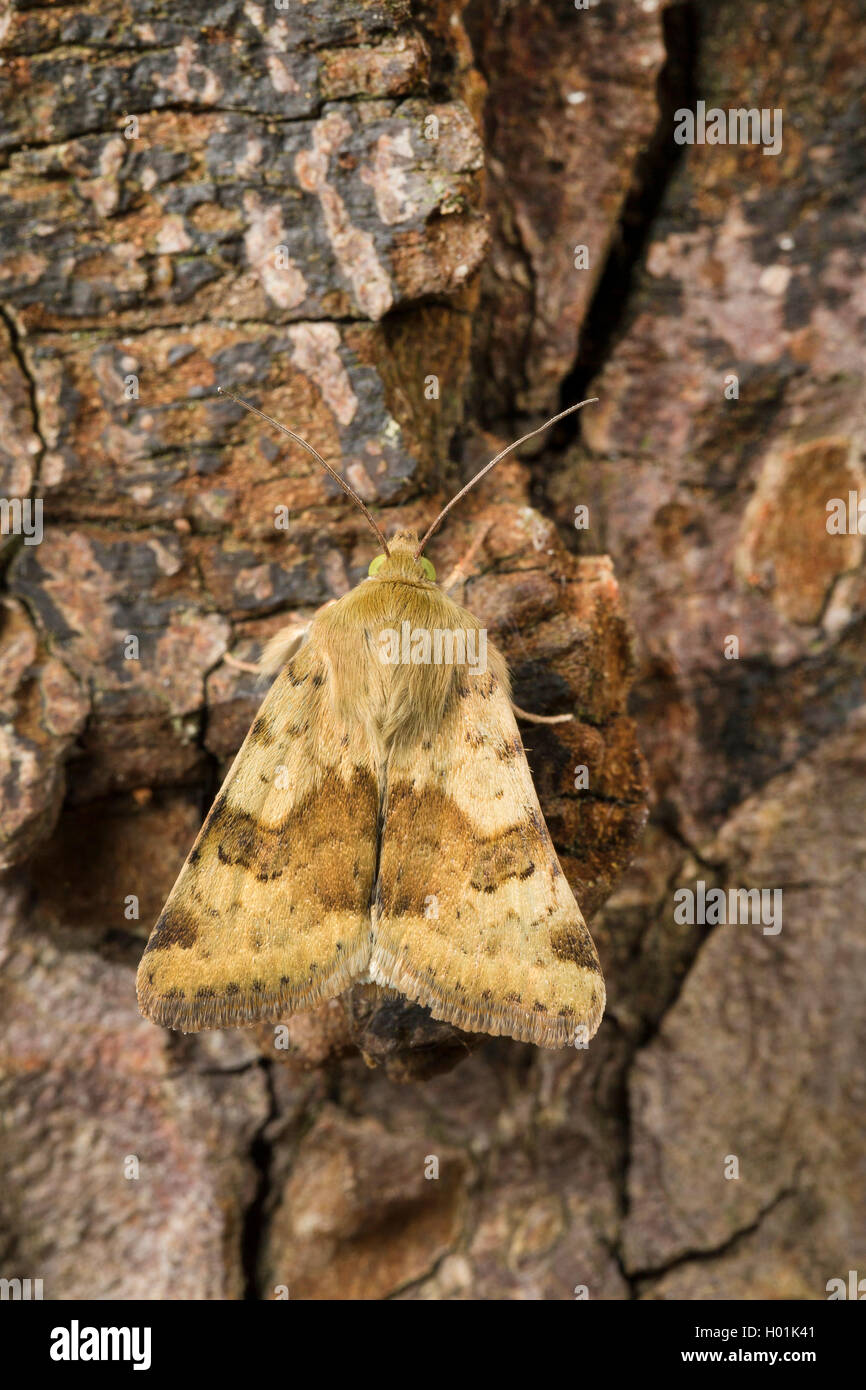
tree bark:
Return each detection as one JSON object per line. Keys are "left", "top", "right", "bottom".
{"left": 1, "top": 0, "right": 862, "bottom": 1302}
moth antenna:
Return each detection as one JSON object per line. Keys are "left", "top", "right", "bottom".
{"left": 217, "top": 386, "right": 390, "bottom": 556}
{"left": 415, "top": 397, "right": 598, "bottom": 556}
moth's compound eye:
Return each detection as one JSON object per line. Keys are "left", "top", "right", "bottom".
{"left": 420, "top": 557, "right": 436, "bottom": 581}
{"left": 368, "top": 553, "right": 386, "bottom": 576}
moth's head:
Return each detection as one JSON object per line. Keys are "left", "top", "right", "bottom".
{"left": 216, "top": 387, "right": 596, "bottom": 583}
{"left": 368, "top": 529, "right": 436, "bottom": 585}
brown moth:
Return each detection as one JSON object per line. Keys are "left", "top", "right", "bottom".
{"left": 137, "top": 391, "right": 605, "bottom": 1048}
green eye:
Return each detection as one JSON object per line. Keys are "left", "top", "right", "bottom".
{"left": 368, "top": 552, "right": 435, "bottom": 580}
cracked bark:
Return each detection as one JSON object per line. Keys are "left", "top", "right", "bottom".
{"left": 1, "top": 0, "right": 863, "bottom": 1302}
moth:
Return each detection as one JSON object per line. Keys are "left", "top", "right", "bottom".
{"left": 137, "top": 390, "right": 605, "bottom": 1048}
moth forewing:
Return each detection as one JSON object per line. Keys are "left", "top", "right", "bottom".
{"left": 367, "top": 573, "right": 605, "bottom": 1048}
{"left": 136, "top": 632, "right": 380, "bottom": 1031}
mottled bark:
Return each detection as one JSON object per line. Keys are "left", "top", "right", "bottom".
{"left": 0, "top": 0, "right": 862, "bottom": 1302}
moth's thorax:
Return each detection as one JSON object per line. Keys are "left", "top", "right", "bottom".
{"left": 310, "top": 536, "right": 508, "bottom": 756}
